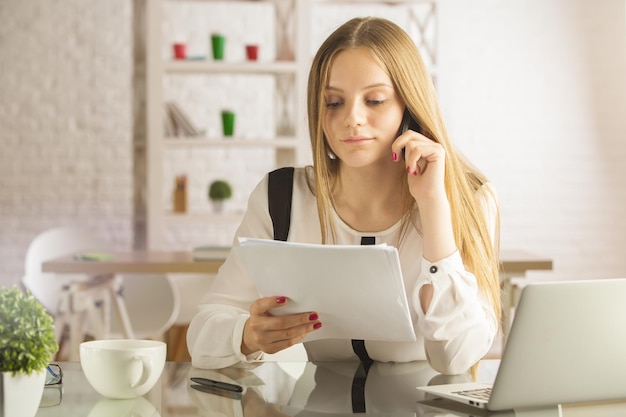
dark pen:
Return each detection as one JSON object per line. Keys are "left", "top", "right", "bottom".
{"left": 191, "top": 384, "right": 242, "bottom": 400}
{"left": 190, "top": 377, "right": 244, "bottom": 393}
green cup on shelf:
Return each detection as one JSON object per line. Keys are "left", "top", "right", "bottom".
{"left": 211, "top": 34, "right": 225, "bottom": 60}
{"left": 221, "top": 110, "right": 235, "bottom": 137}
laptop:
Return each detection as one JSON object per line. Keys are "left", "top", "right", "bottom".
{"left": 418, "top": 278, "right": 626, "bottom": 412}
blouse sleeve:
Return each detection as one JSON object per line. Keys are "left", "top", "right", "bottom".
{"left": 412, "top": 183, "right": 499, "bottom": 375}
{"left": 187, "top": 174, "right": 273, "bottom": 369}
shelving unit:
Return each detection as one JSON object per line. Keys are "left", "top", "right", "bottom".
{"left": 164, "top": 61, "right": 298, "bottom": 74}
{"left": 143, "top": 0, "right": 311, "bottom": 250}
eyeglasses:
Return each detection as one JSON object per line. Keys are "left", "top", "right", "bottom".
{"left": 41, "top": 363, "right": 63, "bottom": 407}
{"left": 45, "top": 363, "right": 63, "bottom": 386}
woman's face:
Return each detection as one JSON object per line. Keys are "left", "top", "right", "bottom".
{"left": 323, "top": 47, "right": 404, "bottom": 168}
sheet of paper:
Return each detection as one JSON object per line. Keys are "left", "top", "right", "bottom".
{"left": 236, "top": 238, "right": 416, "bottom": 343}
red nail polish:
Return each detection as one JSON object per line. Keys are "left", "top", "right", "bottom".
{"left": 276, "top": 296, "right": 286, "bottom": 304}
{"left": 309, "top": 313, "right": 318, "bottom": 321}
{"left": 392, "top": 152, "right": 397, "bottom": 161}
{"left": 407, "top": 166, "right": 411, "bottom": 174}
{"left": 313, "top": 322, "right": 322, "bottom": 330}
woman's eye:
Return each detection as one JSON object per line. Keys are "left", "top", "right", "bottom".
{"left": 368, "top": 99, "right": 386, "bottom": 106}
{"left": 325, "top": 100, "right": 342, "bottom": 109}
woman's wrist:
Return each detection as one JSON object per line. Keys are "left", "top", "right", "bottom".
{"left": 420, "top": 198, "right": 455, "bottom": 262}
{"left": 241, "top": 321, "right": 256, "bottom": 355}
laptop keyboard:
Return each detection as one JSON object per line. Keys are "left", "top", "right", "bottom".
{"left": 452, "top": 387, "right": 492, "bottom": 401}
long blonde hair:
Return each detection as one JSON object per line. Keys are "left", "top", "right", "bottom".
{"left": 307, "top": 17, "right": 502, "bottom": 327}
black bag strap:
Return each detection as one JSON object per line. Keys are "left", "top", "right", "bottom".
{"left": 268, "top": 167, "right": 295, "bottom": 241}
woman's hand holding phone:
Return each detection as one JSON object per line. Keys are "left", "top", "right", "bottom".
{"left": 393, "top": 126, "right": 446, "bottom": 202}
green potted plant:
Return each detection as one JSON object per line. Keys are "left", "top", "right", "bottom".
{"left": 0, "top": 286, "right": 58, "bottom": 417}
{"left": 208, "top": 179, "right": 232, "bottom": 213}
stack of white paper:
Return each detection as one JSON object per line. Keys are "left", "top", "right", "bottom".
{"left": 236, "top": 238, "right": 416, "bottom": 343}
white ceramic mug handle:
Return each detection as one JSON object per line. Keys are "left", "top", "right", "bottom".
{"left": 130, "top": 355, "right": 153, "bottom": 388}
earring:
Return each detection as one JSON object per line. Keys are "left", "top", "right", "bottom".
{"left": 327, "top": 149, "right": 337, "bottom": 160}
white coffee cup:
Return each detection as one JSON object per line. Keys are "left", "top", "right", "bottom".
{"left": 80, "top": 339, "right": 166, "bottom": 399}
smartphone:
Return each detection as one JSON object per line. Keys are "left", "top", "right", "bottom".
{"left": 397, "top": 109, "right": 421, "bottom": 160}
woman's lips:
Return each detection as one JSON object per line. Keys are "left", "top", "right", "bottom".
{"left": 342, "top": 135, "right": 373, "bottom": 145}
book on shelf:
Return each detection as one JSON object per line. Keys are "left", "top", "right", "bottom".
{"left": 192, "top": 245, "right": 230, "bottom": 261}
{"left": 164, "top": 101, "right": 202, "bottom": 137}
{"left": 163, "top": 105, "right": 177, "bottom": 136}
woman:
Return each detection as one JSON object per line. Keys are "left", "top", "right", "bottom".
{"left": 187, "top": 17, "right": 501, "bottom": 375}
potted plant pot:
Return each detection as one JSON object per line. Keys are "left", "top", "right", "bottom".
{"left": 208, "top": 180, "right": 232, "bottom": 214}
{"left": 1, "top": 371, "right": 46, "bottom": 417}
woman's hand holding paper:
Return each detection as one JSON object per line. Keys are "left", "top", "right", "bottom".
{"left": 241, "top": 296, "right": 322, "bottom": 355}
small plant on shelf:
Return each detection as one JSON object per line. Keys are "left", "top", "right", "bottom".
{"left": 208, "top": 180, "right": 232, "bottom": 213}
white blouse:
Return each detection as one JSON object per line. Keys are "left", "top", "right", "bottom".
{"left": 187, "top": 167, "right": 498, "bottom": 375}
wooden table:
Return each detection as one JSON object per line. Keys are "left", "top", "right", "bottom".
{"left": 42, "top": 248, "right": 550, "bottom": 277}
{"left": 42, "top": 247, "right": 552, "bottom": 354}
{"left": 499, "top": 249, "right": 553, "bottom": 275}
{"left": 41, "top": 248, "right": 230, "bottom": 274}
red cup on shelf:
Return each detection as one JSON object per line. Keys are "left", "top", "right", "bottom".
{"left": 245, "top": 44, "right": 259, "bottom": 61}
{"left": 173, "top": 43, "right": 186, "bottom": 60}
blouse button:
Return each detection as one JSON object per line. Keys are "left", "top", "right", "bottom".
{"left": 429, "top": 265, "right": 438, "bottom": 274}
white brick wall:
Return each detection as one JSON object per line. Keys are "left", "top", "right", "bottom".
{"left": 1, "top": 0, "right": 625, "bottom": 286}
{"left": 437, "top": 0, "right": 626, "bottom": 281}
{"left": 0, "top": 0, "right": 134, "bottom": 285}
